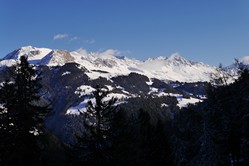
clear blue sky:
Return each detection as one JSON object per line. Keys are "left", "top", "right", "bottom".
{"left": 1, "top": 0, "right": 249, "bottom": 66}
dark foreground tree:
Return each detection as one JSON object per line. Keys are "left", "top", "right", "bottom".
{"left": 0, "top": 56, "right": 50, "bottom": 165}
{"left": 109, "top": 108, "right": 173, "bottom": 166}
{"left": 76, "top": 85, "right": 117, "bottom": 165}
{"left": 170, "top": 63, "right": 249, "bottom": 166}
{"left": 206, "top": 64, "right": 249, "bottom": 165}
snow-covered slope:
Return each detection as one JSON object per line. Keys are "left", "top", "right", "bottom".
{"left": 138, "top": 53, "right": 216, "bottom": 82}
{"left": 71, "top": 49, "right": 217, "bottom": 82}
{"left": 70, "top": 48, "right": 141, "bottom": 79}
{"left": 3, "top": 46, "right": 52, "bottom": 64}
{"left": 1, "top": 46, "right": 217, "bottom": 82}
{"left": 0, "top": 59, "right": 17, "bottom": 67}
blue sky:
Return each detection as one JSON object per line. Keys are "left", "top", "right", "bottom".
{"left": 1, "top": 0, "right": 249, "bottom": 66}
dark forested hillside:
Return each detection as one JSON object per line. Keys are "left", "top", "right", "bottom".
{"left": 170, "top": 66, "right": 249, "bottom": 165}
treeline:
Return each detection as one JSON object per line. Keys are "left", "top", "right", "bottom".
{"left": 0, "top": 56, "right": 249, "bottom": 165}
{"left": 171, "top": 65, "right": 249, "bottom": 166}
{"left": 0, "top": 56, "right": 67, "bottom": 165}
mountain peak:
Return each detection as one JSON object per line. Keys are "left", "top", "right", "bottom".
{"left": 167, "top": 53, "right": 185, "bottom": 60}
{"left": 19, "top": 45, "right": 35, "bottom": 50}
{"left": 166, "top": 53, "right": 191, "bottom": 66}
{"left": 3, "top": 46, "right": 52, "bottom": 64}
{"left": 4, "top": 46, "right": 36, "bottom": 60}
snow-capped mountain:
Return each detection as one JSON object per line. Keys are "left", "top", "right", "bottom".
{"left": 1, "top": 46, "right": 247, "bottom": 145}
{"left": 1, "top": 46, "right": 217, "bottom": 82}
{"left": 3, "top": 46, "right": 52, "bottom": 63}
{"left": 137, "top": 53, "right": 216, "bottom": 82}
{"left": 0, "top": 46, "right": 225, "bottom": 144}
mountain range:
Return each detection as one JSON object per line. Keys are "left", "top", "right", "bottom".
{"left": 1, "top": 46, "right": 220, "bottom": 82}
{"left": 0, "top": 46, "right": 247, "bottom": 143}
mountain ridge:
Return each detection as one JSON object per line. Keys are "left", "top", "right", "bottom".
{"left": 0, "top": 45, "right": 240, "bottom": 144}
{"left": 0, "top": 46, "right": 239, "bottom": 83}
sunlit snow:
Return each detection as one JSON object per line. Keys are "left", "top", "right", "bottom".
{"left": 0, "top": 46, "right": 220, "bottom": 83}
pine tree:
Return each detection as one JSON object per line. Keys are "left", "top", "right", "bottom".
{"left": 110, "top": 108, "right": 173, "bottom": 166}
{"left": 205, "top": 62, "right": 249, "bottom": 165}
{"left": 0, "top": 56, "right": 50, "bottom": 165}
{"left": 233, "top": 64, "right": 249, "bottom": 165}
{"left": 210, "top": 63, "right": 236, "bottom": 87}
{"left": 171, "top": 106, "right": 202, "bottom": 165}
{"left": 193, "top": 111, "right": 219, "bottom": 166}
{"left": 76, "top": 85, "right": 117, "bottom": 165}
